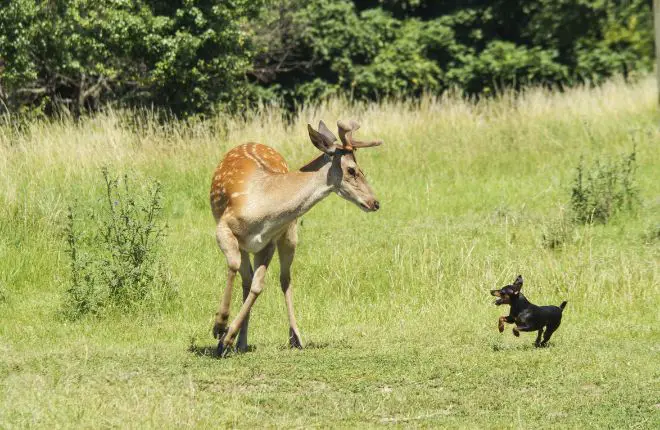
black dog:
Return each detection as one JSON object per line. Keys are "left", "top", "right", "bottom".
{"left": 490, "top": 275, "right": 567, "bottom": 347}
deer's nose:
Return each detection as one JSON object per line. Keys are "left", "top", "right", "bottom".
{"left": 373, "top": 200, "right": 380, "bottom": 211}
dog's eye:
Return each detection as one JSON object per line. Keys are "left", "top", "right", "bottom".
{"left": 347, "top": 167, "right": 357, "bottom": 177}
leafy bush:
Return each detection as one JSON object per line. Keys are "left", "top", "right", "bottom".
{"left": 0, "top": 0, "right": 264, "bottom": 116}
{"left": 64, "top": 168, "right": 175, "bottom": 318}
{"left": 570, "top": 148, "right": 639, "bottom": 224}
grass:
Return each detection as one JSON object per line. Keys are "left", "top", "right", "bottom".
{"left": 1, "top": 76, "right": 659, "bottom": 428}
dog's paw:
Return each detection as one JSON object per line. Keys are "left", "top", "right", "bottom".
{"left": 512, "top": 328, "right": 520, "bottom": 337}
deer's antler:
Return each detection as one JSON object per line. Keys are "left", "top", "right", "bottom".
{"left": 337, "top": 119, "right": 382, "bottom": 150}
{"left": 317, "top": 120, "right": 338, "bottom": 145}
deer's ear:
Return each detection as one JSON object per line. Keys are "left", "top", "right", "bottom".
{"left": 512, "top": 275, "right": 523, "bottom": 292}
{"left": 308, "top": 122, "right": 337, "bottom": 155}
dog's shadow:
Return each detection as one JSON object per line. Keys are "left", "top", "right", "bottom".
{"left": 491, "top": 342, "right": 557, "bottom": 352}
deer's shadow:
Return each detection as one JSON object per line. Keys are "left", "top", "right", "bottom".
{"left": 188, "top": 340, "right": 334, "bottom": 358}
{"left": 188, "top": 343, "right": 258, "bottom": 359}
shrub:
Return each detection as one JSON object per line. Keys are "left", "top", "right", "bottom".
{"left": 541, "top": 209, "right": 574, "bottom": 250}
{"left": 0, "top": 0, "right": 264, "bottom": 116}
{"left": 570, "top": 147, "right": 639, "bottom": 224}
{"left": 64, "top": 168, "right": 176, "bottom": 319}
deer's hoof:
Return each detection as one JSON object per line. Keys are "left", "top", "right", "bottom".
{"left": 217, "top": 341, "right": 232, "bottom": 358}
{"left": 217, "top": 334, "right": 232, "bottom": 358}
{"left": 213, "top": 322, "right": 226, "bottom": 340}
{"left": 289, "top": 328, "right": 303, "bottom": 349}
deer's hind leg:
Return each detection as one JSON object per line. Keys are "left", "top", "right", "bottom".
{"left": 278, "top": 222, "right": 302, "bottom": 348}
{"left": 221, "top": 242, "right": 276, "bottom": 356}
{"left": 213, "top": 221, "right": 241, "bottom": 341}
{"left": 236, "top": 250, "right": 253, "bottom": 352}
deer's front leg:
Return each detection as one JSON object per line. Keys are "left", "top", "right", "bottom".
{"left": 221, "top": 243, "right": 276, "bottom": 356}
{"left": 278, "top": 223, "right": 302, "bottom": 349}
{"left": 213, "top": 222, "right": 241, "bottom": 341}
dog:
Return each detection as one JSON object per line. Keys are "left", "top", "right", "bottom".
{"left": 490, "top": 275, "right": 567, "bottom": 347}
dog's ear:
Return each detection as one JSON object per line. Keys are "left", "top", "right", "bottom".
{"left": 512, "top": 275, "right": 523, "bottom": 293}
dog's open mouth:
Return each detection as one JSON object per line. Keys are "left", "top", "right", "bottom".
{"left": 490, "top": 290, "right": 505, "bottom": 305}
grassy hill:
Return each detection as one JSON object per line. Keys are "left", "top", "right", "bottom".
{"left": 0, "top": 77, "right": 658, "bottom": 427}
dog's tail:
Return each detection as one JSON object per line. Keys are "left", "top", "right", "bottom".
{"left": 559, "top": 301, "right": 568, "bottom": 310}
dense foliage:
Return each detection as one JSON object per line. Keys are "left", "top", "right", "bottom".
{"left": 0, "top": 0, "right": 263, "bottom": 115}
{"left": 0, "top": 0, "right": 654, "bottom": 115}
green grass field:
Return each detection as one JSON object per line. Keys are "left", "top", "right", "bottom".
{"left": 1, "top": 77, "right": 659, "bottom": 428}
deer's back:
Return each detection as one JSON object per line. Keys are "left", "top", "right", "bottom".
{"left": 210, "top": 143, "right": 289, "bottom": 220}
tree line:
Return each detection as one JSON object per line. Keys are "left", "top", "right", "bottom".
{"left": 0, "top": 0, "right": 654, "bottom": 116}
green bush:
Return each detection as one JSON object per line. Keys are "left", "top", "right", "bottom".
{"left": 64, "top": 168, "right": 175, "bottom": 318}
{"left": 0, "top": 0, "right": 263, "bottom": 116}
{"left": 570, "top": 148, "right": 639, "bottom": 225}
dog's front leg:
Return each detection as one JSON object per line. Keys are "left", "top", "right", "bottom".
{"left": 498, "top": 316, "right": 514, "bottom": 333}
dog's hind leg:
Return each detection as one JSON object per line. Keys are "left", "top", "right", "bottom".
{"left": 535, "top": 329, "right": 543, "bottom": 347}
{"left": 512, "top": 325, "right": 535, "bottom": 337}
{"left": 540, "top": 322, "right": 559, "bottom": 347}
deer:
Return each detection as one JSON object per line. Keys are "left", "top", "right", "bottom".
{"left": 209, "top": 119, "right": 383, "bottom": 356}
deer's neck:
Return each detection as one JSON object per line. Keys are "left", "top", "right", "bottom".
{"left": 259, "top": 154, "right": 333, "bottom": 220}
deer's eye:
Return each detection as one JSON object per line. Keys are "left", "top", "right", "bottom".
{"left": 347, "top": 167, "right": 357, "bottom": 176}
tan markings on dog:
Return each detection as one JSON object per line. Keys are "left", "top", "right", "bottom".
{"left": 498, "top": 316, "right": 507, "bottom": 333}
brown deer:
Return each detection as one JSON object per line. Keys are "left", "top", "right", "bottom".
{"left": 210, "top": 120, "right": 382, "bottom": 356}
